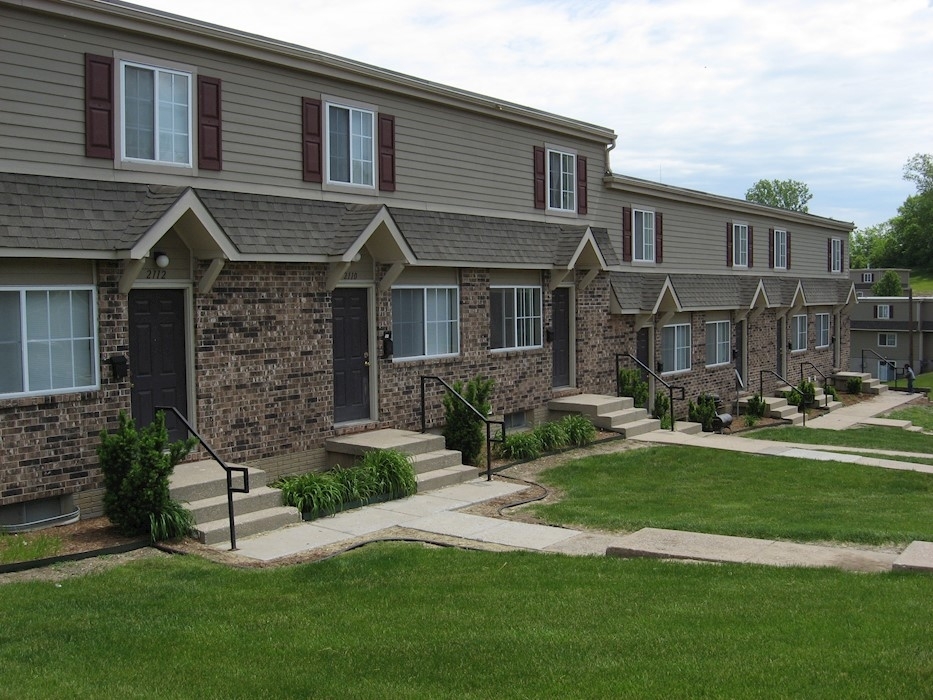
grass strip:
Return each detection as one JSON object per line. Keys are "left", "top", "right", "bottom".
{"left": 745, "top": 424, "right": 933, "bottom": 454}
{"left": 1, "top": 547, "right": 932, "bottom": 698}
{"left": 0, "top": 532, "right": 61, "bottom": 564}
{"left": 530, "top": 445, "right": 933, "bottom": 545}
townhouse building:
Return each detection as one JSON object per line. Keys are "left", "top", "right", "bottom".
{"left": 0, "top": 0, "right": 855, "bottom": 527}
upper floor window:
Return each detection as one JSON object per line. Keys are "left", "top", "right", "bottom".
{"left": 122, "top": 61, "right": 192, "bottom": 166}
{"left": 875, "top": 304, "right": 893, "bottom": 319}
{"left": 791, "top": 314, "right": 807, "bottom": 351}
{"left": 392, "top": 287, "right": 459, "bottom": 359}
{"left": 773, "top": 229, "right": 788, "bottom": 269}
{"left": 878, "top": 333, "right": 897, "bottom": 347}
{"left": 830, "top": 238, "right": 843, "bottom": 273}
{"left": 634, "top": 209, "right": 655, "bottom": 262}
{"left": 732, "top": 224, "right": 749, "bottom": 267}
{"left": 862, "top": 272, "right": 874, "bottom": 283}
{"left": 490, "top": 286, "right": 542, "bottom": 350}
{"left": 661, "top": 323, "right": 691, "bottom": 374}
{"left": 548, "top": 149, "right": 576, "bottom": 212}
{"left": 327, "top": 103, "right": 375, "bottom": 187}
{"left": 706, "top": 320, "right": 731, "bottom": 366}
{"left": 0, "top": 287, "right": 99, "bottom": 398}
{"left": 815, "top": 313, "right": 830, "bottom": 348}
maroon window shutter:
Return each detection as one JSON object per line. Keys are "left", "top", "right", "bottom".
{"left": 748, "top": 226, "right": 754, "bottom": 268}
{"left": 840, "top": 240, "right": 845, "bottom": 272}
{"left": 873, "top": 306, "right": 878, "bottom": 319}
{"left": 889, "top": 305, "right": 894, "bottom": 319}
{"left": 827, "top": 239, "right": 832, "bottom": 272}
{"left": 786, "top": 231, "right": 792, "bottom": 269}
{"left": 197, "top": 76, "right": 222, "bottom": 171}
{"left": 726, "top": 223, "right": 734, "bottom": 267}
{"left": 576, "top": 155, "right": 587, "bottom": 215}
{"left": 533, "top": 146, "right": 546, "bottom": 209}
{"left": 301, "top": 98, "right": 323, "bottom": 183}
{"left": 768, "top": 228, "right": 775, "bottom": 268}
{"left": 655, "top": 212, "right": 663, "bottom": 263}
{"left": 378, "top": 113, "right": 396, "bottom": 192}
{"left": 622, "top": 207, "right": 633, "bottom": 262}
{"left": 85, "top": 54, "right": 114, "bottom": 159}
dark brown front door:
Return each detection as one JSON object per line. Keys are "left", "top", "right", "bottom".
{"left": 332, "top": 288, "right": 370, "bottom": 423}
{"left": 129, "top": 289, "right": 188, "bottom": 441}
{"left": 552, "top": 288, "right": 571, "bottom": 388}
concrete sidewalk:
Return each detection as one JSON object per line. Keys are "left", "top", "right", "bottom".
{"left": 223, "top": 391, "right": 933, "bottom": 573}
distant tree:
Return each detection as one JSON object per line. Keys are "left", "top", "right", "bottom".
{"left": 887, "top": 153, "right": 933, "bottom": 269}
{"left": 903, "top": 153, "right": 933, "bottom": 195}
{"left": 745, "top": 179, "right": 813, "bottom": 212}
{"left": 872, "top": 270, "right": 903, "bottom": 296}
{"left": 849, "top": 223, "right": 897, "bottom": 269}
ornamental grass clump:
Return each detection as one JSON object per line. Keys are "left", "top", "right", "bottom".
{"left": 533, "top": 421, "right": 569, "bottom": 453}
{"left": 560, "top": 414, "right": 597, "bottom": 447}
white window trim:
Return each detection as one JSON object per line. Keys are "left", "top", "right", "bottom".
{"left": 661, "top": 322, "right": 691, "bottom": 374}
{"left": 633, "top": 209, "right": 656, "bottom": 263}
{"left": 774, "top": 229, "right": 787, "bottom": 270}
{"left": 791, "top": 314, "right": 807, "bottom": 352}
{"left": 831, "top": 238, "right": 843, "bottom": 273}
{"left": 546, "top": 146, "right": 576, "bottom": 214}
{"left": 876, "top": 304, "right": 892, "bottom": 319}
{"left": 815, "top": 313, "right": 831, "bottom": 349}
{"left": 878, "top": 333, "right": 897, "bottom": 348}
{"left": 705, "top": 320, "right": 731, "bottom": 367}
{"left": 0, "top": 285, "right": 100, "bottom": 399}
{"left": 490, "top": 285, "right": 543, "bottom": 352}
{"left": 324, "top": 98, "right": 377, "bottom": 190}
{"left": 391, "top": 285, "right": 460, "bottom": 361}
{"left": 733, "top": 223, "right": 749, "bottom": 268}
{"left": 116, "top": 55, "right": 195, "bottom": 172}
{"left": 862, "top": 272, "right": 874, "bottom": 283}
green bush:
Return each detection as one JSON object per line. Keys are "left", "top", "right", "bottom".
{"left": 652, "top": 390, "right": 672, "bottom": 429}
{"left": 743, "top": 413, "right": 760, "bottom": 428}
{"left": 443, "top": 376, "right": 494, "bottom": 466}
{"left": 797, "top": 379, "right": 816, "bottom": 406}
{"left": 825, "top": 384, "right": 839, "bottom": 401}
{"left": 560, "top": 414, "right": 597, "bottom": 447}
{"left": 97, "top": 410, "right": 197, "bottom": 540}
{"left": 278, "top": 449, "right": 416, "bottom": 518}
{"left": 618, "top": 368, "right": 649, "bottom": 407}
{"left": 847, "top": 376, "right": 863, "bottom": 394}
{"left": 688, "top": 394, "right": 718, "bottom": 432}
{"left": 497, "top": 431, "right": 542, "bottom": 461}
{"left": 533, "top": 421, "right": 569, "bottom": 452}
{"left": 746, "top": 393, "right": 768, "bottom": 419}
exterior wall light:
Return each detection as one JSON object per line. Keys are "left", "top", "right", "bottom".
{"left": 154, "top": 252, "right": 170, "bottom": 268}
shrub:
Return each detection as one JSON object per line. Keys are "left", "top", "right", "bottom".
{"left": 743, "top": 413, "right": 760, "bottom": 428}
{"left": 98, "top": 410, "right": 197, "bottom": 540}
{"left": 746, "top": 393, "right": 768, "bottom": 419}
{"left": 824, "top": 384, "right": 839, "bottom": 401}
{"left": 652, "top": 390, "right": 672, "bottom": 429}
{"left": 797, "top": 379, "right": 816, "bottom": 406}
{"left": 847, "top": 376, "right": 863, "bottom": 394}
{"left": 688, "top": 394, "right": 718, "bottom": 432}
{"left": 533, "top": 421, "right": 569, "bottom": 452}
{"left": 618, "top": 368, "right": 649, "bottom": 407}
{"left": 443, "top": 376, "right": 494, "bottom": 466}
{"left": 560, "top": 414, "right": 597, "bottom": 447}
{"left": 497, "top": 431, "right": 542, "bottom": 461}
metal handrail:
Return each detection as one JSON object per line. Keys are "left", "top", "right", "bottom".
{"left": 860, "top": 348, "right": 897, "bottom": 377}
{"left": 734, "top": 369, "right": 745, "bottom": 415}
{"left": 156, "top": 406, "right": 249, "bottom": 551}
{"left": 420, "top": 376, "right": 505, "bottom": 482}
{"left": 799, "top": 362, "right": 830, "bottom": 408}
{"left": 758, "top": 369, "right": 809, "bottom": 426}
{"left": 616, "top": 353, "right": 685, "bottom": 431}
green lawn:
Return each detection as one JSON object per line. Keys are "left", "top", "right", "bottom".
{"left": 907, "top": 268, "right": 933, "bottom": 294}
{"left": 2, "top": 546, "right": 932, "bottom": 698}
{"left": 889, "top": 404, "right": 933, "bottom": 430}
{"left": 530, "top": 445, "right": 933, "bottom": 545}
{"left": 746, "top": 424, "right": 933, "bottom": 454}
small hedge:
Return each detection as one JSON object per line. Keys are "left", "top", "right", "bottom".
{"left": 688, "top": 394, "right": 718, "bottom": 432}
{"left": 746, "top": 393, "right": 768, "bottom": 419}
{"left": 847, "top": 376, "right": 863, "bottom": 394}
{"left": 278, "top": 449, "right": 416, "bottom": 519}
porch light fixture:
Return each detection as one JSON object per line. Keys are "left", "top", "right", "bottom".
{"left": 154, "top": 252, "right": 170, "bottom": 268}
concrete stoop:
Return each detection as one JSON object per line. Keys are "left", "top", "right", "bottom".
{"left": 548, "top": 394, "right": 661, "bottom": 437}
{"left": 170, "top": 459, "right": 301, "bottom": 546}
{"left": 324, "top": 429, "right": 477, "bottom": 493}
{"left": 737, "top": 394, "right": 803, "bottom": 425}
{"left": 832, "top": 371, "right": 887, "bottom": 395}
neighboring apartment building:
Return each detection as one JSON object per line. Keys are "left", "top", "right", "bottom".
{"left": 851, "top": 268, "right": 909, "bottom": 298}
{"left": 0, "top": 0, "right": 855, "bottom": 526}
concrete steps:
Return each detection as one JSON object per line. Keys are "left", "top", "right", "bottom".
{"left": 548, "top": 393, "right": 662, "bottom": 437}
{"left": 832, "top": 371, "right": 888, "bottom": 395}
{"left": 325, "top": 428, "right": 477, "bottom": 492}
{"left": 737, "top": 394, "right": 803, "bottom": 425}
{"left": 169, "top": 459, "right": 301, "bottom": 546}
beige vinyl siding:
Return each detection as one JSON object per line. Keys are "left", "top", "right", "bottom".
{"left": 0, "top": 6, "right": 612, "bottom": 227}
{"left": 0, "top": 259, "right": 95, "bottom": 285}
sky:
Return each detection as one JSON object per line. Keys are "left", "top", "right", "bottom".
{"left": 138, "top": 0, "right": 933, "bottom": 229}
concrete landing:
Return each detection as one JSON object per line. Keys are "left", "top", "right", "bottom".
{"left": 893, "top": 541, "right": 933, "bottom": 573}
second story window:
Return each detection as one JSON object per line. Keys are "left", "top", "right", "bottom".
{"left": 548, "top": 149, "right": 576, "bottom": 212}
{"left": 773, "top": 229, "right": 788, "bottom": 269}
{"left": 327, "top": 104, "right": 374, "bottom": 187}
{"left": 830, "top": 238, "right": 843, "bottom": 273}
{"left": 634, "top": 209, "right": 655, "bottom": 262}
{"left": 733, "top": 224, "right": 749, "bottom": 267}
{"left": 875, "top": 304, "right": 893, "bottom": 319}
{"left": 122, "top": 62, "right": 191, "bottom": 166}
{"left": 862, "top": 272, "right": 874, "bottom": 283}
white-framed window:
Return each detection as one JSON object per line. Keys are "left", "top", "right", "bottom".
{"left": 661, "top": 323, "right": 691, "bottom": 373}
{"left": 0, "top": 287, "right": 99, "bottom": 397}
{"left": 862, "top": 272, "right": 874, "bottom": 283}
{"left": 815, "top": 313, "right": 831, "bottom": 348}
{"left": 121, "top": 61, "right": 192, "bottom": 166}
{"left": 706, "top": 320, "right": 731, "bottom": 367}
{"left": 391, "top": 287, "right": 459, "bottom": 359}
{"left": 791, "top": 314, "right": 807, "bottom": 351}
{"left": 490, "top": 286, "right": 542, "bottom": 350}
{"left": 831, "top": 238, "right": 843, "bottom": 273}
{"left": 878, "top": 333, "right": 897, "bottom": 348}
{"left": 634, "top": 209, "right": 655, "bottom": 262}
{"left": 733, "top": 224, "right": 749, "bottom": 267}
{"left": 547, "top": 148, "right": 576, "bottom": 212}
{"left": 876, "top": 304, "right": 892, "bottom": 319}
{"left": 327, "top": 103, "right": 375, "bottom": 187}
{"left": 774, "top": 229, "right": 787, "bottom": 269}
